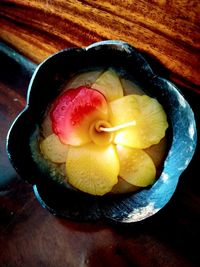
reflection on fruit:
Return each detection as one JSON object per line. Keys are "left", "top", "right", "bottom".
{"left": 51, "top": 86, "right": 108, "bottom": 146}
{"left": 40, "top": 134, "right": 69, "bottom": 163}
{"left": 117, "top": 145, "right": 156, "bottom": 187}
{"left": 66, "top": 143, "right": 119, "bottom": 195}
{"left": 92, "top": 69, "right": 124, "bottom": 101}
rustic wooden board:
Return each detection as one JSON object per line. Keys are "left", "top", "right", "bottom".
{"left": 0, "top": 0, "right": 200, "bottom": 92}
{"left": 0, "top": 1, "right": 200, "bottom": 266}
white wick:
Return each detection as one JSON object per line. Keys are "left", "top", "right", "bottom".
{"left": 99, "top": 120, "right": 136, "bottom": 132}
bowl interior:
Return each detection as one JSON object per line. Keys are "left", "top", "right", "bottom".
{"left": 7, "top": 41, "right": 197, "bottom": 222}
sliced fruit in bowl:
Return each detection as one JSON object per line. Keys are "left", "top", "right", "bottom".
{"left": 7, "top": 40, "right": 197, "bottom": 223}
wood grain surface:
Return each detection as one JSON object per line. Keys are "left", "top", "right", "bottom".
{"left": 0, "top": 0, "right": 200, "bottom": 92}
{"left": 0, "top": 1, "right": 200, "bottom": 266}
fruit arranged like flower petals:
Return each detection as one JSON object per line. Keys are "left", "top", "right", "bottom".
{"left": 117, "top": 145, "right": 156, "bottom": 187}
{"left": 39, "top": 69, "right": 169, "bottom": 195}
{"left": 40, "top": 134, "right": 69, "bottom": 163}
{"left": 51, "top": 86, "right": 108, "bottom": 146}
{"left": 92, "top": 69, "right": 124, "bottom": 101}
{"left": 66, "top": 143, "right": 119, "bottom": 195}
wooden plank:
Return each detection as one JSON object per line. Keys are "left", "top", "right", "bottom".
{"left": 0, "top": 0, "right": 200, "bottom": 91}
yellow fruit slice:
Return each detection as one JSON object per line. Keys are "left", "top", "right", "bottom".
{"left": 111, "top": 177, "right": 140, "bottom": 194}
{"left": 108, "top": 94, "right": 139, "bottom": 145}
{"left": 66, "top": 143, "right": 119, "bottom": 195}
{"left": 120, "top": 78, "right": 144, "bottom": 96}
{"left": 92, "top": 69, "right": 124, "bottom": 101}
{"left": 63, "top": 70, "right": 103, "bottom": 89}
{"left": 144, "top": 137, "right": 168, "bottom": 169}
{"left": 134, "top": 95, "right": 168, "bottom": 148}
{"left": 109, "top": 94, "right": 168, "bottom": 149}
{"left": 117, "top": 145, "right": 156, "bottom": 187}
{"left": 40, "top": 134, "right": 69, "bottom": 163}
{"left": 41, "top": 112, "right": 53, "bottom": 138}
{"left": 109, "top": 95, "right": 139, "bottom": 124}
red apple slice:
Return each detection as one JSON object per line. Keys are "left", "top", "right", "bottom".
{"left": 51, "top": 86, "right": 108, "bottom": 146}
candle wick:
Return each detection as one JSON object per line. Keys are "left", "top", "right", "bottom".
{"left": 99, "top": 120, "right": 136, "bottom": 132}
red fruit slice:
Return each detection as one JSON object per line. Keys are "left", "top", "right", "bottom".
{"left": 50, "top": 86, "right": 108, "bottom": 146}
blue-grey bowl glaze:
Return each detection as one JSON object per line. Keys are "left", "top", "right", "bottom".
{"left": 7, "top": 40, "right": 197, "bottom": 223}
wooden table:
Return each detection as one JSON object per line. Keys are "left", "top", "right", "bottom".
{"left": 0, "top": 1, "right": 200, "bottom": 266}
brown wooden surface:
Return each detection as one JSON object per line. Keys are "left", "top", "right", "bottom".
{"left": 0, "top": 0, "right": 200, "bottom": 92}
{"left": 0, "top": 1, "right": 200, "bottom": 266}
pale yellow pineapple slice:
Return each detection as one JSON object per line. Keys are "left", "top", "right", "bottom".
{"left": 109, "top": 94, "right": 168, "bottom": 149}
{"left": 109, "top": 95, "right": 139, "bottom": 125}
{"left": 120, "top": 78, "right": 144, "bottom": 96}
{"left": 108, "top": 94, "right": 140, "bottom": 146}
{"left": 41, "top": 112, "right": 53, "bottom": 138}
{"left": 66, "top": 143, "right": 119, "bottom": 195}
{"left": 92, "top": 69, "right": 124, "bottom": 101}
{"left": 116, "top": 145, "right": 156, "bottom": 187}
{"left": 64, "top": 70, "right": 103, "bottom": 89}
{"left": 144, "top": 137, "right": 168, "bottom": 169}
{"left": 133, "top": 95, "right": 168, "bottom": 148}
{"left": 111, "top": 177, "right": 140, "bottom": 194}
{"left": 40, "top": 134, "right": 69, "bottom": 163}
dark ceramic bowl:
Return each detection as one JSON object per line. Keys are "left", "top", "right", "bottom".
{"left": 7, "top": 40, "right": 197, "bottom": 223}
